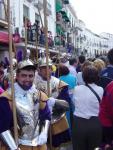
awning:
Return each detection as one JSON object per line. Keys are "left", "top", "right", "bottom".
{"left": 56, "top": 0, "right": 62, "bottom": 12}
{"left": 0, "top": 31, "right": 8, "bottom": 43}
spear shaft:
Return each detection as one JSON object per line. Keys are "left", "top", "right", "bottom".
{"left": 24, "top": 17, "right": 28, "bottom": 59}
{"left": 43, "top": 0, "right": 50, "bottom": 97}
{"left": 43, "top": 1, "right": 53, "bottom": 150}
{"left": 7, "top": 0, "right": 18, "bottom": 145}
{"left": 35, "top": 28, "right": 38, "bottom": 63}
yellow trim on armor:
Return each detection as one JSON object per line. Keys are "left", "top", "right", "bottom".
{"left": 0, "top": 90, "right": 48, "bottom": 110}
{"left": 58, "top": 81, "right": 68, "bottom": 89}
{"left": 39, "top": 91, "right": 48, "bottom": 109}
{"left": 0, "top": 91, "right": 14, "bottom": 110}
{"left": 51, "top": 116, "right": 69, "bottom": 135}
{"left": 19, "top": 144, "right": 47, "bottom": 150}
{"left": 0, "top": 91, "right": 12, "bottom": 101}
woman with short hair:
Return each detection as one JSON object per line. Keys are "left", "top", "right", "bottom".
{"left": 72, "top": 65, "right": 104, "bottom": 150}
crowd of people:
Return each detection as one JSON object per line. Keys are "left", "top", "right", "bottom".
{"left": 0, "top": 48, "right": 113, "bottom": 150}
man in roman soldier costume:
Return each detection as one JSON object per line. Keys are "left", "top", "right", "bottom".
{"left": 34, "top": 57, "right": 71, "bottom": 150}
{"left": 0, "top": 59, "right": 69, "bottom": 150}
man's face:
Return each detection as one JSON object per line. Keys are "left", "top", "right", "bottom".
{"left": 38, "top": 66, "right": 52, "bottom": 80}
{"left": 16, "top": 69, "right": 35, "bottom": 90}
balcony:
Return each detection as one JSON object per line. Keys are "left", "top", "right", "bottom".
{"left": 34, "top": 0, "right": 43, "bottom": 10}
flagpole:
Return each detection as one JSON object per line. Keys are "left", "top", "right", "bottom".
{"left": 7, "top": 0, "right": 18, "bottom": 145}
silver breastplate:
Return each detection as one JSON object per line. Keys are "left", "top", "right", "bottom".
{"left": 15, "top": 91, "right": 41, "bottom": 146}
{"left": 36, "top": 76, "right": 60, "bottom": 98}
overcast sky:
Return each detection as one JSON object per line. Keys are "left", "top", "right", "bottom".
{"left": 70, "top": 0, "right": 113, "bottom": 34}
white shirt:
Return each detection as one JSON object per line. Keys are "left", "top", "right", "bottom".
{"left": 68, "top": 65, "right": 77, "bottom": 77}
{"left": 77, "top": 72, "right": 85, "bottom": 85}
{"left": 72, "top": 83, "right": 104, "bottom": 119}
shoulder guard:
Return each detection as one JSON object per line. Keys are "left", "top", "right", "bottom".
{"left": 0, "top": 91, "right": 12, "bottom": 101}
{"left": 0, "top": 91, "right": 12, "bottom": 109}
{"left": 58, "top": 80, "right": 68, "bottom": 89}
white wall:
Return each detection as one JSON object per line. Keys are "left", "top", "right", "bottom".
{"left": 47, "top": 0, "right": 56, "bottom": 37}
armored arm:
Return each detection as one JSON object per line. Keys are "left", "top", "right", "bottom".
{"left": 38, "top": 120, "right": 50, "bottom": 145}
{"left": 0, "top": 130, "right": 18, "bottom": 150}
{"left": 0, "top": 97, "right": 18, "bottom": 149}
{"left": 57, "top": 83, "right": 71, "bottom": 104}
{"left": 52, "top": 99, "right": 69, "bottom": 117}
{"left": 38, "top": 91, "right": 50, "bottom": 145}
{"left": 47, "top": 97, "right": 69, "bottom": 114}
{"left": 39, "top": 91, "right": 51, "bottom": 121}
{"left": 47, "top": 97, "right": 69, "bottom": 123}
{"left": 54, "top": 99, "right": 69, "bottom": 111}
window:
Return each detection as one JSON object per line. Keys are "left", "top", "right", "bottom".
{"left": 23, "top": 5, "right": 29, "bottom": 21}
{"left": 35, "top": 13, "right": 40, "bottom": 22}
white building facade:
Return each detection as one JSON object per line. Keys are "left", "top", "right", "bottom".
{"left": 74, "top": 20, "right": 111, "bottom": 58}
{"left": 66, "top": 4, "right": 78, "bottom": 53}
{"left": 12, "top": 0, "right": 56, "bottom": 37}
{"left": 0, "top": 0, "right": 113, "bottom": 60}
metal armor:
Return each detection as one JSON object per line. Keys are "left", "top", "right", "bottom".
{"left": 7, "top": 83, "right": 49, "bottom": 146}
{"left": 35, "top": 75, "right": 60, "bottom": 98}
{"left": 0, "top": 130, "right": 18, "bottom": 149}
{"left": 35, "top": 75, "right": 67, "bottom": 123}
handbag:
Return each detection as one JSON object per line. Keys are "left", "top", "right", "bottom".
{"left": 86, "top": 84, "right": 101, "bottom": 103}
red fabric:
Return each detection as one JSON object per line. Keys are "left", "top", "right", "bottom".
{"left": 0, "top": 31, "right": 8, "bottom": 43}
{"left": 99, "top": 81, "right": 113, "bottom": 127}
